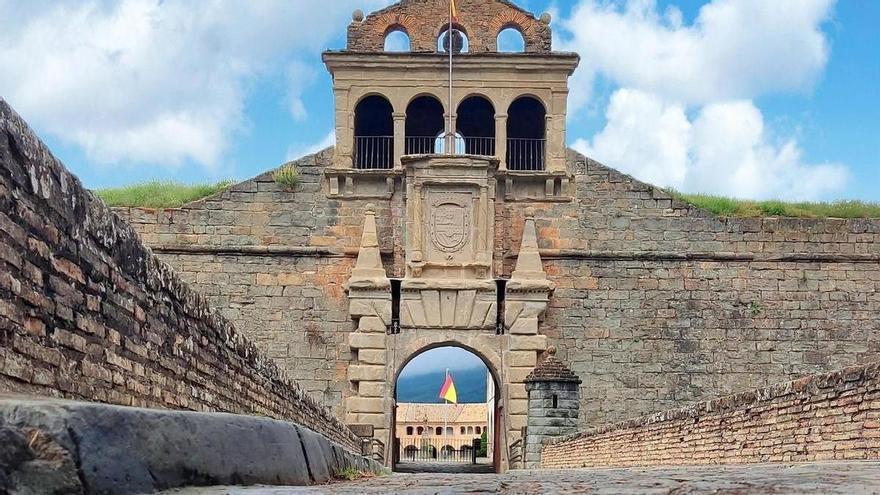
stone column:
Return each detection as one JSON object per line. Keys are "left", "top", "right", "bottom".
{"left": 334, "top": 88, "right": 352, "bottom": 168}
{"left": 524, "top": 348, "right": 581, "bottom": 469}
{"left": 495, "top": 113, "right": 508, "bottom": 170}
{"left": 393, "top": 112, "right": 406, "bottom": 169}
{"left": 345, "top": 205, "right": 392, "bottom": 456}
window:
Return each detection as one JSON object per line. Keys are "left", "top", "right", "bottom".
{"left": 553, "top": 394, "right": 558, "bottom": 409}
{"left": 456, "top": 96, "right": 496, "bottom": 156}
{"left": 475, "top": 426, "right": 482, "bottom": 434}
{"left": 506, "top": 96, "right": 547, "bottom": 171}
{"left": 405, "top": 95, "right": 445, "bottom": 155}
{"left": 460, "top": 426, "right": 466, "bottom": 435}
{"left": 446, "top": 426, "right": 454, "bottom": 436}
{"left": 406, "top": 426, "right": 414, "bottom": 435}
{"left": 497, "top": 27, "right": 526, "bottom": 52}
{"left": 417, "top": 426, "right": 424, "bottom": 435}
{"left": 435, "top": 426, "right": 443, "bottom": 436}
{"left": 384, "top": 28, "right": 410, "bottom": 52}
{"left": 354, "top": 95, "right": 394, "bottom": 169}
{"left": 467, "top": 426, "right": 474, "bottom": 435}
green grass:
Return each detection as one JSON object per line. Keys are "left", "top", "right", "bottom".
{"left": 95, "top": 180, "right": 234, "bottom": 208}
{"left": 668, "top": 191, "right": 880, "bottom": 219}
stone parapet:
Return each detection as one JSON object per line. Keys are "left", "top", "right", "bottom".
{"left": 0, "top": 99, "right": 361, "bottom": 452}
{"left": 542, "top": 362, "right": 880, "bottom": 468}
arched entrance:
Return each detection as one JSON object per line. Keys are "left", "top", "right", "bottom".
{"left": 391, "top": 344, "right": 502, "bottom": 474}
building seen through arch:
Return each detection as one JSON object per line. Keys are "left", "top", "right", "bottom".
{"left": 393, "top": 347, "right": 497, "bottom": 471}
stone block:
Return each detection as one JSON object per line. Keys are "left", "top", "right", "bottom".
{"left": 509, "top": 317, "right": 539, "bottom": 335}
{"left": 506, "top": 351, "right": 538, "bottom": 368}
{"left": 358, "top": 316, "right": 387, "bottom": 333}
{"left": 348, "top": 333, "right": 386, "bottom": 350}
{"left": 358, "top": 381, "right": 387, "bottom": 398}
{"left": 357, "top": 349, "right": 386, "bottom": 365}
{"left": 346, "top": 396, "right": 385, "bottom": 414}
{"left": 348, "top": 365, "right": 386, "bottom": 382}
{"left": 510, "top": 335, "right": 548, "bottom": 351}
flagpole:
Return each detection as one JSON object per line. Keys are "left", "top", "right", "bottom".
{"left": 444, "top": 368, "right": 449, "bottom": 448}
{"left": 447, "top": 0, "right": 453, "bottom": 154}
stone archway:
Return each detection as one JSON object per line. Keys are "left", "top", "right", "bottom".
{"left": 390, "top": 342, "right": 502, "bottom": 472}
{"left": 344, "top": 156, "right": 553, "bottom": 471}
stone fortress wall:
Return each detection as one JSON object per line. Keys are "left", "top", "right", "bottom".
{"left": 541, "top": 361, "right": 880, "bottom": 468}
{"left": 114, "top": 143, "right": 880, "bottom": 430}
{"left": 0, "top": 100, "right": 362, "bottom": 452}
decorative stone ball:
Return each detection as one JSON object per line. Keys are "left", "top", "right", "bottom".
{"left": 540, "top": 12, "right": 552, "bottom": 24}
{"left": 352, "top": 9, "right": 364, "bottom": 22}
{"left": 547, "top": 346, "right": 557, "bottom": 356}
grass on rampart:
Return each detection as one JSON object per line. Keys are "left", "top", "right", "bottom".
{"left": 95, "top": 181, "right": 234, "bottom": 208}
{"left": 669, "top": 191, "right": 880, "bottom": 219}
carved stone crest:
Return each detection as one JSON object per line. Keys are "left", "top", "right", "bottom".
{"left": 430, "top": 201, "right": 470, "bottom": 252}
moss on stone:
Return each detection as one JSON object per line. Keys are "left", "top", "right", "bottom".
{"left": 669, "top": 191, "right": 880, "bottom": 219}
{"left": 95, "top": 180, "right": 234, "bottom": 208}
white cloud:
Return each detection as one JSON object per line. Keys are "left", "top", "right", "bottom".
{"left": 561, "top": 0, "right": 847, "bottom": 200}
{"left": 576, "top": 89, "right": 848, "bottom": 200}
{"left": 0, "top": 0, "right": 388, "bottom": 169}
{"left": 286, "top": 131, "right": 336, "bottom": 161}
{"left": 560, "top": 0, "right": 834, "bottom": 109}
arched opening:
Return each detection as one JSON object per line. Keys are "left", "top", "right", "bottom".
{"left": 384, "top": 27, "right": 411, "bottom": 52}
{"left": 406, "top": 426, "right": 414, "bottom": 435}
{"left": 393, "top": 345, "right": 500, "bottom": 473}
{"left": 405, "top": 95, "right": 445, "bottom": 155}
{"left": 456, "top": 96, "right": 495, "bottom": 156}
{"left": 354, "top": 94, "right": 394, "bottom": 169}
{"left": 506, "top": 96, "right": 547, "bottom": 171}
{"left": 438, "top": 24, "right": 470, "bottom": 53}
{"left": 497, "top": 27, "right": 526, "bottom": 52}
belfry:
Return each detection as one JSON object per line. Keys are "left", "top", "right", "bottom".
{"left": 327, "top": 0, "right": 579, "bottom": 470}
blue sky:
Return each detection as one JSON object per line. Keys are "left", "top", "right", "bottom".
{"left": 398, "top": 347, "right": 486, "bottom": 378}
{"left": 0, "top": 0, "right": 877, "bottom": 200}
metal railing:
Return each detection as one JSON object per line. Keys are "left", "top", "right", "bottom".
{"left": 506, "top": 138, "right": 546, "bottom": 171}
{"left": 508, "top": 438, "right": 523, "bottom": 469}
{"left": 369, "top": 438, "right": 385, "bottom": 464}
{"left": 354, "top": 136, "right": 393, "bottom": 169}
{"left": 405, "top": 136, "right": 441, "bottom": 155}
{"left": 398, "top": 437, "right": 481, "bottom": 464}
{"left": 460, "top": 136, "right": 495, "bottom": 156}
{"left": 404, "top": 136, "right": 495, "bottom": 157}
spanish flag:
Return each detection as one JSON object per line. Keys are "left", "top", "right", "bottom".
{"left": 451, "top": 0, "right": 459, "bottom": 22}
{"left": 439, "top": 370, "right": 458, "bottom": 404}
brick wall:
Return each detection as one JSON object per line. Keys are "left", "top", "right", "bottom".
{"left": 346, "top": 0, "right": 552, "bottom": 54}
{"left": 0, "top": 100, "right": 362, "bottom": 452}
{"left": 541, "top": 362, "right": 880, "bottom": 468}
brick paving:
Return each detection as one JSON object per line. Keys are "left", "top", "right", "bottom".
{"left": 160, "top": 461, "right": 880, "bottom": 494}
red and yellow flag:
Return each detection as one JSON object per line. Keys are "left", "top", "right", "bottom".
{"left": 451, "top": 0, "right": 459, "bottom": 22}
{"left": 439, "top": 371, "right": 458, "bottom": 404}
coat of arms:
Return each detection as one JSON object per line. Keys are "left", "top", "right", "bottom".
{"left": 430, "top": 202, "right": 469, "bottom": 252}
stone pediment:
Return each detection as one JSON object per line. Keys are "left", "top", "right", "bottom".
{"left": 347, "top": 0, "right": 552, "bottom": 54}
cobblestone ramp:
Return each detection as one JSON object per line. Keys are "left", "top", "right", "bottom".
{"left": 160, "top": 462, "right": 880, "bottom": 494}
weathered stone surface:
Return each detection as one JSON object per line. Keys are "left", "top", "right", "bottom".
{"left": 0, "top": 399, "right": 384, "bottom": 494}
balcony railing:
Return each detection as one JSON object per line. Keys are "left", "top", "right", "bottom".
{"left": 356, "top": 136, "right": 546, "bottom": 171}
{"left": 506, "top": 138, "right": 546, "bottom": 171}
{"left": 354, "top": 136, "right": 393, "bottom": 170}
{"left": 405, "top": 136, "right": 495, "bottom": 157}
